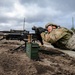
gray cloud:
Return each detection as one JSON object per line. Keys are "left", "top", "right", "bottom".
{"left": 0, "top": 0, "right": 75, "bottom": 31}
{"left": 0, "top": 0, "right": 14, "bottom": 9}
{"left": 19, "top": 0, "right": 75, "bottom": 12}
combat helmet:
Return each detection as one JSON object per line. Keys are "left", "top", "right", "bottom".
{"left": 45, "top": 23, "right": 59, "bottom": 29}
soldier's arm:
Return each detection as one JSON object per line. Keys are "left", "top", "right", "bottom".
{"left": 41, "top": 32, "right": 56, "bottom": 43}
{"left": 41, "top": 29, "right": 68, "bottom": 44}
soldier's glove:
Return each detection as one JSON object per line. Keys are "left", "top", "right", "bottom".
{"left": 32, "top": 26, "right": 47, "bottom": 45}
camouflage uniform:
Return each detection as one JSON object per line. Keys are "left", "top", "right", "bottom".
{"left": 41, "top": 27, "right": 74, "bottom": 50}
{"left": 66, "top": 34, "right": 75, "bottom": 50}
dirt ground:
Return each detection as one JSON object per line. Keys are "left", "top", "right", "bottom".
{"left": 0, "top": 40, "right": 75, "bottom": 75}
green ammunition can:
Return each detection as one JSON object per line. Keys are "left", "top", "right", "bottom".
{"left": 26, "top": 42, "right": 39, "bottom": 59}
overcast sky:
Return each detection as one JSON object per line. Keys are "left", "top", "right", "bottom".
{"left": 0, "top": 0, "right": 75, "bottom": 31}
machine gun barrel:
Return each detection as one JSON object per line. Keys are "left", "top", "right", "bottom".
{"left": 0, "top": 29, "right": 38, "bottom": 43}
{"left": 0, "top": 33, "right": 21, "bottom": 36}
{"left": 0, "top": 30, "right": 29, "bottom": 40}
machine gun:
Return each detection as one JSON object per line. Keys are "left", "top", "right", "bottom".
{"left": 0, "top": 30, "right": 29, "bottom": 41}
{"left": 0, "top": 26, "right": 46, "bottom": 51}
{"left": 0, "top": 26, "right": 46, "bottom": 44}
{"left": 0, "top": 29, "right": 34, "bottom": 51}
